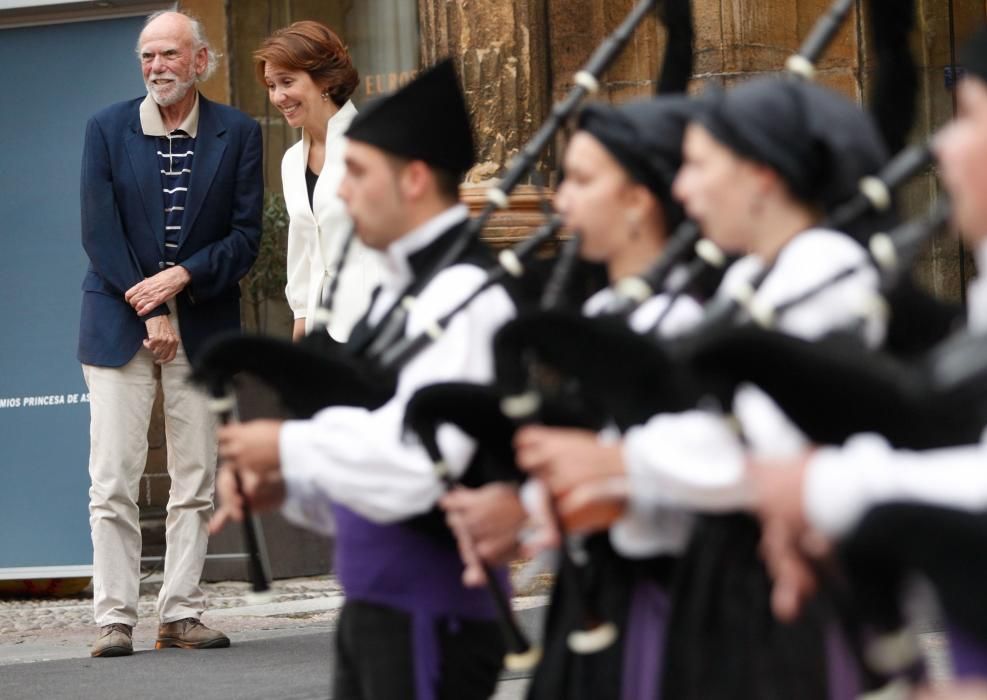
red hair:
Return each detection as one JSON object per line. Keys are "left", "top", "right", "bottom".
{"left": 254, "top": 20, "right": 359, "bottom": 107}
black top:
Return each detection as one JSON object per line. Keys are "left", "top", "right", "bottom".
{"left": 305, "top": 166, "right": 319, "bottom": 212}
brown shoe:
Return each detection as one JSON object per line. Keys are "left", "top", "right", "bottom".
{"left": 91, "top": 623, "right": 133, "bottom": 657}
{"left": 155, "top": 618, "right": 230, "bottom": 650}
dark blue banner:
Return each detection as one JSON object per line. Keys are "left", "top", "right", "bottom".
{"left": 0, "top": 14, "right": 146, "bottom": 577}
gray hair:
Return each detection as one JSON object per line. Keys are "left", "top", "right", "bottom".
{"left": 136, "top": 9, "right": 222, "bottom": 82}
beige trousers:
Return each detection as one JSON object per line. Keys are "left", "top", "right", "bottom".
{"left": 83, "top": 332, "right": 217, "bottom": 627}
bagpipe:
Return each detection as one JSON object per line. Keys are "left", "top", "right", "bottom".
{"left": 190, "top": 0, "right": 690, "bottom": 672}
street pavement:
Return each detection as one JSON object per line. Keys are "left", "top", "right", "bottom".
{"left": 0, "top": 576, "right": 546, "bottom": 699}
{"left": 0, "top": 574, "right": 955, "bottom": 698}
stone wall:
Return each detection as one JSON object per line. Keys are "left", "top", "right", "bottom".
{"left": 441, "top": 0, "right": 984, "bottom": 297}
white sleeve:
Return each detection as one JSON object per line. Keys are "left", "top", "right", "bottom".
{"left": 283, "top": 154, "right": 311, "bottom": 319}
{"left": 805, "top": 433, "right": 987, "bottom": 538}
{"left": 967, "top": 243, "right": 987, "bottom": 334}
{"left": 284, "top": 216, "right": 311, "bottom": 319}
{"left": 609, "top": 498, "right": 693, "bottom": 558}
{"left": 278, "top": 266, "right": 515, "bottom": 524}
{"left": 622, "top": 410, "right": 753, "bottom": 511}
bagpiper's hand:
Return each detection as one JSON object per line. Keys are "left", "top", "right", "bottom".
{"left": 143, "top": 315, "right": 179, "bottom": 364}
{"left": 557, "top": 475, "right": 628, "bottom": 535}
{"left": 747, "top": 452, "right": 813, "bottom": 534}
{"left": 214, "top": 420, "right": 286, "bottom": 516}
{"left": 209, "top": 466, "right": 245, "bottom": 534}
{"left": 217, "top": 420, "right": 283, "bottom": 475}
{"left": 445, "top": 507, "right": 489, "bottom": 588}
{"left": 914, "top": 681, "right": 987, "bottom": 699}
{"left": 441, "top": 484, "right": 526, "bottom": 565}
{"left": 514, "top": 426, "right": 625, "bottom": 497}
{"left": 292, "top": 318, "right": 307, "bottom": 342}
{"left": 747, "top": 451, "right": 830, "bottom": 621}
{"left": 125, "top": 265, "right": 191, "bottom": 316}
{"left": 758, "top": 516, "right": 825, "bottom": 622}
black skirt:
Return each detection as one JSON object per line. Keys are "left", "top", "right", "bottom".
{"left": 661, "top": 514, "right": 832, "bottom": 700}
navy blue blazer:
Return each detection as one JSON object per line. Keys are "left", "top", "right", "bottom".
{"left": 78, "top": 94, "right": 263, "bottom": 367}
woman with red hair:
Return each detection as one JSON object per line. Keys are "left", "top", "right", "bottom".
{"left": 255, "top": 21, "right": 381, "bottom": 342}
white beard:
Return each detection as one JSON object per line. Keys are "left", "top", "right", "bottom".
{"left": 147, "top": 72, "right": 197, "bottom": 107}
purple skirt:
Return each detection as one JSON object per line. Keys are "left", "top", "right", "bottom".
{"left": 621, "top": 578, "right": 670, "bottom": 700}
{"left": 949, "top": 625, "right": 987, "bottom": 678}
{"left": 332, "top": 503, "right": 505, "bottom": 700}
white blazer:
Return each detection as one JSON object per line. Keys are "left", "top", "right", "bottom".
{"left": 281, "top": 100, "right": 382, "bottom": 341}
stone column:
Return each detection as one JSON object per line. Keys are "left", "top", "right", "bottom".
{"left": 902, "top": 0, "right": 985, "bottom": 299}
{"left": 548, "top": 0, "right": 861, "bottom": 98}
{"left": 548, "top": 0, "right": 664, "bottom": 103}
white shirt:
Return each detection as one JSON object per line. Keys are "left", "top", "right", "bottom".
{"left": 581, "top": 284, "right": 703, "bottom": 338}
{"left": 139, "top": 91, "right": 199, "bottom": 137}
{"left": 282, "top": 101, "right": 382, "bottom": 340}
{"left": 579, "top": 284, "right": 705, "bottom": 558}
{"left": 621, "top": 229, "right": 884, "bottom": 537}
{"left": 278, "top": 206, "right": 516, "bottom": 532}
{"left": 804, "top": 240, "right": 987, "bottom": 537}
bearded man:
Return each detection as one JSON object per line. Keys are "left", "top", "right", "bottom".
{"left": 79, "top": 9, "right": 262, "bottom": 657}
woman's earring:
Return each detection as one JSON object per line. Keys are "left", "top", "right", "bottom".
{"left": 321, "top": 89, "right": 331, "bottom": 103}
{"left": 627, "top": 213, "right": 641, "bottom": 240}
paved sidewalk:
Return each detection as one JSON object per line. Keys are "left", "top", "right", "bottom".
{"left": 0, "top": 573, "right": 547, "bottom": 699}
{"left": 0, "top": 576, "right": 344, "bottom": 665}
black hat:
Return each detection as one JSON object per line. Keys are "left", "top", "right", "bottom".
{"left": 345, "top": 58, "right": 475, "bottom": 175}
{"left": 577, "top": 96, "right": 694, "bottom": 232}
{"left": 693, "top": 78, "right": 889, "bottom": 240}
{"left": 961, "top": 26, "right": 987, "bottom": 84}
